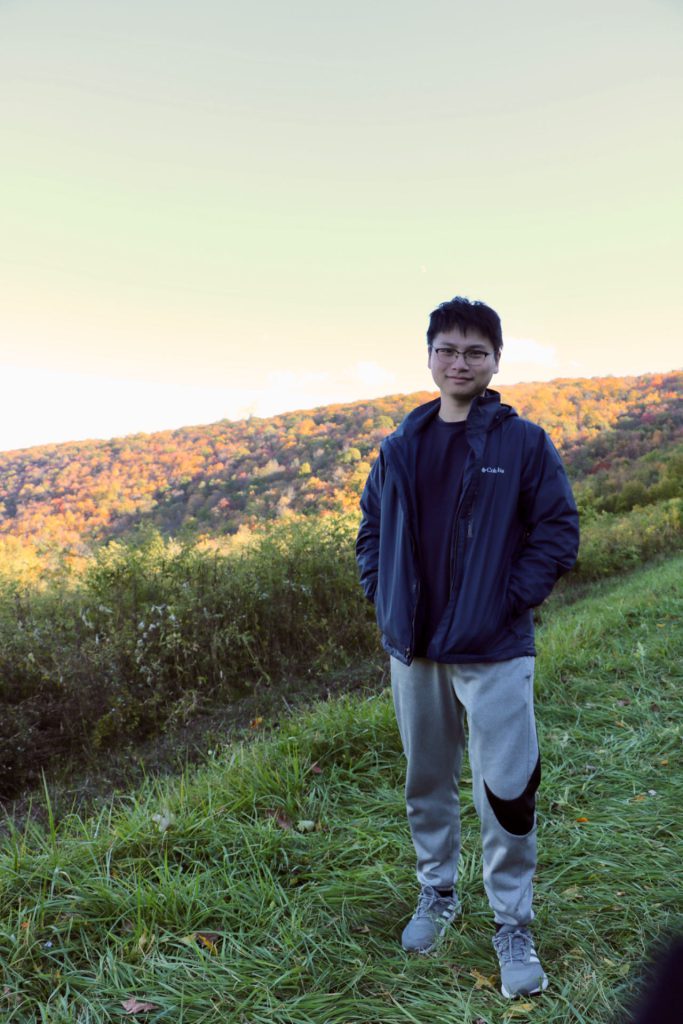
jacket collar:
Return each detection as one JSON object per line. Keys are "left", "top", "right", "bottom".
{"left": 392, "top": 389, "right": 514, "bottom": 441}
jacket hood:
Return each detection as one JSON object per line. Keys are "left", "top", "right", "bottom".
{"left": 391, "top": 389, "right": 517, "bottom": 441}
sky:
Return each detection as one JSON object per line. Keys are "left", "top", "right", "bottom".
{"left": 1, "top": 0, "right": 681, "bottom": 452}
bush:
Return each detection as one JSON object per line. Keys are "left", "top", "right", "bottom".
{"left": 574, "top": 498, "right": 682, "bottom": 581}
{"left": 0, "top": 516, "right": 377, "bottom": 796}
{"left": 2, "top": 498, "right": 681, "bottom": 797}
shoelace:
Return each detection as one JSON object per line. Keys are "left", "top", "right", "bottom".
{"left": 494, "top": 929, "right": 532, "bottom": 963}
{"left": 416, "top": 888, "right": 455, "bottom": 918}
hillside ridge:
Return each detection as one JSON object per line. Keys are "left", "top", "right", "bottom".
{"left": 1, "top": 370, "right": 681, "bottom": 551}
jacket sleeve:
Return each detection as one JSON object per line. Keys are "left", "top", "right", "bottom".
{"left": 355, "top": 451, "right": 385, "bottom": 604}
{"left": 507, "top": 429, "right": 579, "bottom": 617}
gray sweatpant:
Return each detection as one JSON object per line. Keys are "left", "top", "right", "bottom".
{"left": 391, "top": 655, "right": 540, "bottom": 926}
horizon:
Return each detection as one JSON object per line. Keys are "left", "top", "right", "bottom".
{"left": 1, "top": 0, "right": 681, "bottom": 452}
{"left": 1, "top": 365, "right": 680, "bottom": 456}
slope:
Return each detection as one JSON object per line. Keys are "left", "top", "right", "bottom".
{"left": 1, "top": 556, "right": 681, "bottom": 1023}
{"left": 0, "top": 371, "right": 680, "bottom": 551}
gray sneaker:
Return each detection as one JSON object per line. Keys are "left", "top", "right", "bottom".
{"left": 492, "top": 925, "right": 549, "bottom": 998}
{"left": 401, "top": 885, "right": 460, "bottom": 953}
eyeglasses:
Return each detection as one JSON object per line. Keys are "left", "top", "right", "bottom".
{"left": 431, "top": 346, "right": 493, "bottom": 367}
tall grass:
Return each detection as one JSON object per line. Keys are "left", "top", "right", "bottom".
{"left": 0, "top": 556, "right": 681, "bottom": 1022}
{"left": 573, "top": 498, "right": 682, "bottom": 580}
{"left": 0, "top": 516, "right": 377, "bottom": 796}
{"left": 0, "top": 500, "right": 681, "bottom": 796}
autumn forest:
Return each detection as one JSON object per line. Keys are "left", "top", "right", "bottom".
{"left": 1, "top": 371, "right": 681, "bottom": 558}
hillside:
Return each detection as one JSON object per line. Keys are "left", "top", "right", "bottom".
{"left": 0, "top": 371, "right": 681, "bottom": 552}
{"left": 1, "top": 557, "right": 681, "bottom": 1022}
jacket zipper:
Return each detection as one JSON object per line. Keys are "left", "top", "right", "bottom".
{"left": 449, "top": 462, "right": 474, "bottom": 596}
{"left": 385, "top": 440, "right": 421, "bottom": 660}
{"left": 408, "top": 539, "right": 420, "bottom": 659}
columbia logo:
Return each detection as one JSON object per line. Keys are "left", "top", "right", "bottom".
{"left": 481, "top": 466, "right": 505, "bottom": 474}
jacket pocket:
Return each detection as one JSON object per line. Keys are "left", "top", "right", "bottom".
{"left": 438, "top": 579, "right": 508, "bottom": 655}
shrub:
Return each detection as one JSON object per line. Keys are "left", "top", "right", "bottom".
{"left": 574, "top": 498, "right": 682, "bottom": 581}
{"left": 2, "top": 498, "right": 681, "bottom": 797}
{"left": 0, "top": 516, "right": 377, "bottom": 795}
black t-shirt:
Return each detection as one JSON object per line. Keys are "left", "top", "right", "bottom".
{"left": 414, "top": 416, "right": 469, "bottom": 655}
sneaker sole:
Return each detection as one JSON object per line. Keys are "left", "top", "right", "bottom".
{"left": 501, "top": 976, "right": 549, "bottom": 999}
{"left": 401, "top": 927, "right": 446, "bottom": 954}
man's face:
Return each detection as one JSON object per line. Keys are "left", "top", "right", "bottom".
{"left": 428, "top": 326, "right": 499, "bottom": 405}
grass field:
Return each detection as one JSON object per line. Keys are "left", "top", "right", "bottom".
{"left": 0, "top": 556, "right": 681, "bottom": 1023}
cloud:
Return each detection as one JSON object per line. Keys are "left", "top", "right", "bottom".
{"left": 503, "top": 337, "right": 558, "bottom": 366}
{"left": 241, "top": 362, "right": 398, "bottom": 418}
{"left": 353, "top": 361, "right": 397, "bottom": 392}
{"left": 0, "top": 365, "right": 256, "bottom": 451}
{"left": 0, "top": 359, "right": 406, "bottom": 451}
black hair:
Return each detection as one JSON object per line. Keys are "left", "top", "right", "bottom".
{"left": 426, "top": 296, "right": 503, "bottom": 355}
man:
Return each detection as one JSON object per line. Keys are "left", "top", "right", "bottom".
{"left": 356, "top": 296, "right": 579, "bottom": 998}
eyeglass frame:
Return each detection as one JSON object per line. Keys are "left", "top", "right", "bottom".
{"left": 429, "top": 344, "right": 496, "bottom": 367}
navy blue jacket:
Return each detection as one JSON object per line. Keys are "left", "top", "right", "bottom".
{"left": 356, "top": 391, "right": 579, "bottom": 664}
